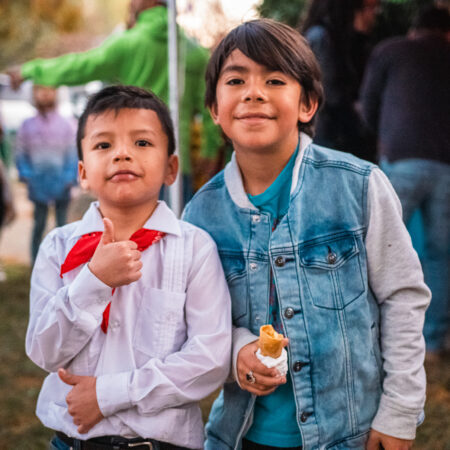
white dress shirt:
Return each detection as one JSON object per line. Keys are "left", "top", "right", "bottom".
{"left": 26, "top": 201, "right": 232, "bottom": 449}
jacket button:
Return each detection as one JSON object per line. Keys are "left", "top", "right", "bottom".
{"left": 293, "top": 361, "right": 307, "bottom": 372}
{"left": 327, "top": 252, "right": 337, "bottom": 264}
{"left": 300, "top": 412, "right": 310, "bottom": 423}
{"left": 284, "top": 307, "right": 294, "bottom": 319}
{"left": 275, "top": 256, "right": 285, "bottom": 267}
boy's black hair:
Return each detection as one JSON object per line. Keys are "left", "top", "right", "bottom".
{"left": 76, "top": 85, "right": 175, "bottom": 160}
{"left": 205, "top": 19, "right": 324, "bottom": 137}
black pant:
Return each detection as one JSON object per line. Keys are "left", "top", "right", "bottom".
{"left": 242, "top": 438, "right": 302, "bottom": 450}
{"left": 52, "top": 432, "right": 189, "bottom": 450}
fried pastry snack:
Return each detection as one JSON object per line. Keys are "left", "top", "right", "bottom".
{"left": 259, "top": 324, "right": 284, "bottom": 358}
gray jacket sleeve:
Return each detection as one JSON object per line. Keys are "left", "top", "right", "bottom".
{"left": 366, "top": 167, "right": 430, "bottom": 439}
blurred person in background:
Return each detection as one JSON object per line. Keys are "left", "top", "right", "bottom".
{"left": 302, "top": 0, "right": 379, "bottom": 162}
{"left": 8, "top": 0, "right": 222, "bottom": 206}
{"left": 360, "top": 5, "right": 450, "bottom": 360}
{"left": 15, "top": 85, "right": 77, "bottom": 264}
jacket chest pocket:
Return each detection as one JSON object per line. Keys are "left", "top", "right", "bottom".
{"left": 220, "top": 254, "right": 249, "bottom": 326}
{"left": 300, "top": 235, "right": 365, "bottom": 310}
{"left": 133, "top": 286, "right": 187, "bottom": 362}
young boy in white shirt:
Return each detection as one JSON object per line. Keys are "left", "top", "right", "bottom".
{"left": 26, "top": 85, "right": 232, "bottom": 450}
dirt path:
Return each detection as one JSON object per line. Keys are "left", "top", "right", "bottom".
{"left": 1, "top": 181, "right": 33, "bottom": 265}
{"left": 1, "top": 179, "right": 93, "bottom": 266}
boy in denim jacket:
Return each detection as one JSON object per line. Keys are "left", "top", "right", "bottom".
{"left": 183, "top": 19, "right": 430, "bottom": 450}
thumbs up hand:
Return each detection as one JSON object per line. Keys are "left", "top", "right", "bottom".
{"left": 88, "top": 218, "right": 143, "bottom": 288}
{"left": 58, "top": 368, "right": 104, "bottom": 434}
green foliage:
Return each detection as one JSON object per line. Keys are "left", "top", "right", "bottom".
{"left": 256, "top": 0, "right": 437, "bottom": 37}
{"left": 374, "top": 0, "right": 436, "bottom": 39}
{"left": 0, "top": 0, "right": 128, "bottom": 71}
{"left": 257, "top": 0, "right": 308, "bottom": 28}
{"left": 0, "top": 0, "right": 83, "bottom": 70}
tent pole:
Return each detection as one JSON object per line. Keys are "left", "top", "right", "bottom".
{"left": 167, "top": 0, "right": 182, "bottom": 216}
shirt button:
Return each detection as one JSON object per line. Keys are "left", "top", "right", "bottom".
{"left": 252, "top": 215, "right": 261, "bottom": 223}
{"left": 293, "top": 361, "right": 307, "bottom": 372}
{"left": 275, "top": 256, "right": 285, "bottom": 267}
{"left": 300, "top": 412, "right": 310, "bottom": 423}
{"left": 110, "top": 320, "right": 120, "bottom": 330}
{"left": 284, "top": 307, "right": 295, "bottom": 319}
{"left": 327, "top": 252, "right": 337, "bottom": 264}
{"left": 250, "top": 262, "right": 258, "bottom": 271}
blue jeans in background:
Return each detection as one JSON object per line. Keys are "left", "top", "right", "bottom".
{"left": 381, "top": 158, "right": 450, "bottom": 351}
{"left": 32, "top": 198, "right": 69, "bottom": 263}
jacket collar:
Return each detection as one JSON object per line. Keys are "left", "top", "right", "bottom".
{"left": 224, "top": 132, "right": 312, "bottom": 210}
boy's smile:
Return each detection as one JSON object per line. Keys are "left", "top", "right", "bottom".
{"left": 211, "top": 50, "right": 317, "bottom": 156}
{"left": 79, "top": 108, "right": 177, "bottom": 212}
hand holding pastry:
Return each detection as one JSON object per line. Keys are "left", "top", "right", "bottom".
{"left": 237, "top": 340, "right": 287, "bottom": 396}
{"left": 256, "top": 325, "right": 289, "bottom": 376}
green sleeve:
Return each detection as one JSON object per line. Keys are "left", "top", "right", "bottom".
{"left": 21, "top": 33, "right": 128, "bottom": 87}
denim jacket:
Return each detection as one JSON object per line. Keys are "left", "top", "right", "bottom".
{"left": 183, "top": 135, "right": 428, "bottom": 450}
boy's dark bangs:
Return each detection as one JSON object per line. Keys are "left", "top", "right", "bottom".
{"left": 76, "top": 85, "right": 175, "bottom": 159}
{"left": 232, "top": 21, "right": 299, "bottom": 82}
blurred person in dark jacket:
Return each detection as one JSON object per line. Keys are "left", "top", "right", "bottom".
{"left": 302, "top": 0, "right": 379, "bottom": 162}
{"left": 361, "top": 5, "right": 450, "bottom": 359}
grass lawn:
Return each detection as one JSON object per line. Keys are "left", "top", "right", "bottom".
{"left": 0, "top": 264, "right": 448, "bottom": 450}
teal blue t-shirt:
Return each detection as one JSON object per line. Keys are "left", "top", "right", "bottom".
{"left": 245, "top": 142, "right": 302, "bottom": 448}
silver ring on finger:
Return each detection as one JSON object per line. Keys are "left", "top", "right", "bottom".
{"left": 246, "top": 370, "right": 256, "bottom": 384}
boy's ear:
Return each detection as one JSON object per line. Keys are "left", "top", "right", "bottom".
{"left": 78, "top": 161, "right": 90, "bottom": 191}
{"left": 209, "top": 102, "right": 220, "bottom": 125}
{"left": 164, "top": 154, "right": 179, "bottom": 186}
{"left": 298, "top": 95, "right": 319, "bottom": 124}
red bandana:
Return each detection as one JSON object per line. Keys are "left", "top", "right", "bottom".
{"left": 60, "top": 229, "right": 165, "bottom": 333}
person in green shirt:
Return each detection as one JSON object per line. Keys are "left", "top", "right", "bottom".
{"left": 8, "top": 0, "right": 221, "bottom": 205}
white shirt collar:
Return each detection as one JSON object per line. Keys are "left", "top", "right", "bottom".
{"left": 224, "top": 132, "right": 312, "bottom": 209}
{"left": 69, "top": 200, "right": 182, "bottom": 241}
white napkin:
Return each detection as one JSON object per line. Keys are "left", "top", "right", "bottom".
{"left": 256, "top": 348, "right": 288, "bottom": 376}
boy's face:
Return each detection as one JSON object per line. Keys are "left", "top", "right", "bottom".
{"left": 79, "top": 108, "right": 177, "bottom": 211}
{"left": 210, "top": 50, "right": 317, "bottom": 155}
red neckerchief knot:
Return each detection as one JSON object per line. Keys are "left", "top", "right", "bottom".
{"left": 60, "top": 228, "right": 166, "bottom": 333}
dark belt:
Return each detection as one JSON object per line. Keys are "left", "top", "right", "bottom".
{"left": 55, "top": 432, "right": 185, "bottom": 450}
